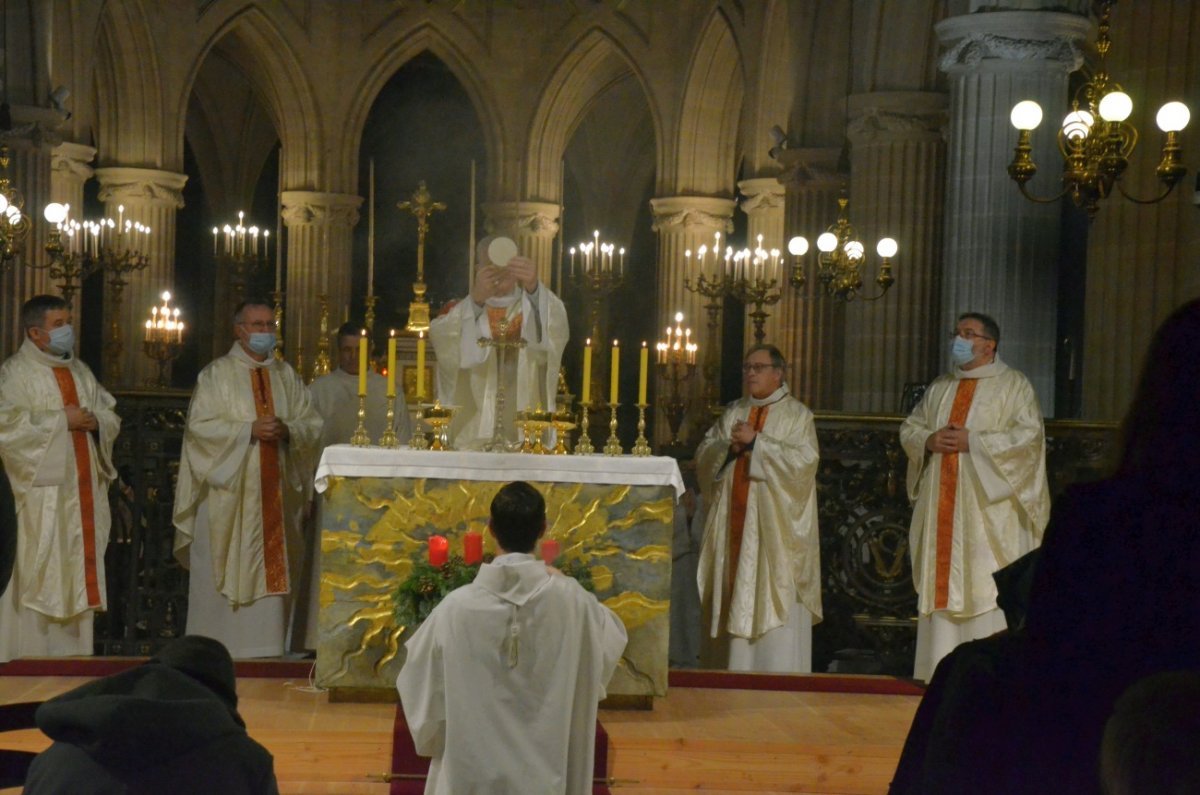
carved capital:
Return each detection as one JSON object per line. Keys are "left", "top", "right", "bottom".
{"left": 280, "top": 191, "right": 363, "bottom": 228}
{"left": 936, "top": 12, "right": 1092, "bottom": 74}
{"left": 774, "top": 148, "right": 844, "bottom": 192}
{"left": 94, "top": 167, "right": 188, "bottom": 209}
{"left": 51, "top": 142, "right": 96, "bottom": 181}
{"left": 847, "top": 93, "right": 948, "bottom": 145}
{"left": 649, "top": 196, "right": 735, "bottom": 234}
{"left": 483, "top": 201, "right": 560, "bottom": 238}
{"left": 737, "top": 178, "right": 786, "bottom": 214}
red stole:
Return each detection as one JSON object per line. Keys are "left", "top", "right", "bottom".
{"left": 250, "top": 367, "right": 288, "bottom": 594}
{"left": 726, "top": 405, "right": 769, "bottom": 591}
{"left": 934, "top": 378, "right": 978, "bottom": 610}
{"left": 51, "top": 367, "right": 101, "bottom": 608}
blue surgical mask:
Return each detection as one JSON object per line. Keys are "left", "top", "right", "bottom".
{"left": 247, "top": 332, "right": 276, "bottom": 356}
{"left": 46, "top": 324, "right": 75, "bottom": 355}
{"left": 950, "top": 335, "right": 976, "bottom": 366}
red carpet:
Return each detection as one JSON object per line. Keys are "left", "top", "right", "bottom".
{"left": 0, "top": 657, "right": 314, "bottom": 679}
{"left": 390, "top": 707, "right": 611, "bottom": 795}
{"left": 668, "top": 669, "right": 926, "bottom": 696}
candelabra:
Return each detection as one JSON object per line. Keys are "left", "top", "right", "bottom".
{"left": 141, "top": 291, "right": 185, "bottom": 389}
{"left": 570, "top": 232, "right": 626, "bottom": 406}
{"left": 683, "top": 239, "right": 731, "bottom": 415}
{"left": 655, "top": 312, "right": 698, "bottom": 446}
{"left": 41, "top": 204, "right": 92, "bottom": 304}
{"left": 1007, "top": 0, "right": 1189, "bottom": 218}
{"left": 213, "top": 211, "right": 270, "bottom": 304}
{"left": 0, "top": 146, "right": 30, "bottom": 272}
{"left": 788, "top": 195, "right": 897, "bottom": 303}
{"left": 398, "top": 181, "right": 445, "bottom": 333}
{"left": 311, "top": 294, "right": 332, "bottom": 378}
{"left": 726, "top": 241, "right": 783, "bottom": 344}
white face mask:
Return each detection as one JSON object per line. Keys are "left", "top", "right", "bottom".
{"left": 950, "top": 335, "right": 976, "bottom": 366}
{"left": 247, "top": 332, "right": 276, "bottom": 356}
{"left": 45, "top": 324, "right": 76, "bottom": 355}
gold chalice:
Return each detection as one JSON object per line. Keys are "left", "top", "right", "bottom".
{"left": 421, "top": 402, "right": 456, "bottom": 451}
{"left": 550, "top": 409, "right": 577, "bottom": 455}
{"left": 520, "top": 406, "right": 553, "bottom": 454}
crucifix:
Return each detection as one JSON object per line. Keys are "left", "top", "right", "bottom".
{"left": 398, "top": 181, "right": 446, "bottom": 333}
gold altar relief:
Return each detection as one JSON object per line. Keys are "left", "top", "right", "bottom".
{"left": 315, "top": 475, "right": 674, "bottom": 698}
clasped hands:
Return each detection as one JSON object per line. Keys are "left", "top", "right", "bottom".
{"left": 730, "top": 419, "right": 758, "bottom": 454}
{"left": 926, "top": 423, "right": 970, "bottom": 454}
{"left": 251, "top": 415, "right": 290, "bottom": 442}
{"left": 470, "top": 257, "right": 538, "bottom": 306}
{"left": 65, "top": 406, "right": 98, "bottom": 432}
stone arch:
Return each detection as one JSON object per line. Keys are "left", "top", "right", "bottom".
{"left": 525, "top": 28, "right": 662, "bottom": 203}
{"left": 339, "top": 22, "right": 502, "bottom": 197}
{"left": 93, "top": 0, "right": 164, "bottom": 166}
{"left": 175, "top": 6, "right": 321, "bottom": 189}
{"left": 673, "top": 7, "right": 745, "bottom": 196}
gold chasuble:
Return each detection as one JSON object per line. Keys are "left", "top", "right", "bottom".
{"left": 933, "top": 378, "right": 977, "bottom": 610}
{"left": 250, "top": 368, "right": 288, "bottom": 594}
{"left": 51, "top": 367, "right": 102, "bottom": 608}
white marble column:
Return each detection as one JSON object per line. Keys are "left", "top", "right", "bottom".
{"left": 93, "top": 166, "right": 188, "bottom": 388}
{"left": 736, "top": 177, "right": 786, "bottom": 346}
{"left": 937, "top": 11, "right": 1091, "bottom": 415}
{"left": 482, "top": 200, "right": 561, "bottom": 287}
{"left": 280, "top": 191, "right": 362, "bottom": 378}
{"left": 775, "top": 148, "right": 845, "bottom": 410}
{"left": 0, "top": 138, "right": 54, "bottom": 357}
{"left": 840, "top": 92, "right": 948, "bottom": 414}
{"left": 649, "top": 196, "right": 735, "bottom": 446}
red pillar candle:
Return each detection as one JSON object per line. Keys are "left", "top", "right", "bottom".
{"left": 463, "top": 531, "right": 483, "bottom": 565}
{"left": 428, "top": 535, "right": 449, "bottom": 567}
{"left": 540, "top": 539, "right": 560, "bottom": 565}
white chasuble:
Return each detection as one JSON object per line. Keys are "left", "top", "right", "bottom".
{"left": 309, "top": 368, "right": 410, "bottom": 449}
{"left": 428, "top": 283, "right": 568, "bottom": 449}
{"left": 696, "top": 388, "right": 822, "bottom": 647}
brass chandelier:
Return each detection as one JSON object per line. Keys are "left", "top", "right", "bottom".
{"left": 0, "top": 145, "right": 31, "bottom": 270}
{"left": 1007, "top": 0, "right": 1189, "bottom": 218}
{"left": 788, "top": 194, "right": 897, "bottom": 303}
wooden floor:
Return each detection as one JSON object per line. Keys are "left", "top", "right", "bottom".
{"left": 0, "top": 674, "right": 919, "bottom": 794}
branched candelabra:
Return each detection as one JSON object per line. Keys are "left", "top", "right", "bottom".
{"left": 141, "top": 291, "right": 184, "bottom": 389}
{"left": 213, "top": 212, "right": 270, "bottom": 305}
{"left": 570, "top": 233, "right": 626, "bottom": 406}
{"left": 655, "top": 312, "right": 698, "bottom": 446}
{"left": 683, "top": 240, "right": 730, "bottom": 416}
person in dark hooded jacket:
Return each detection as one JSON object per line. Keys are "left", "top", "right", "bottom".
{"left": 23, "top": 634, "right": 278, "bottom": 794}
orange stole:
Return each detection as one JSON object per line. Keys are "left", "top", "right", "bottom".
{"left": 726, "top": 405, "right": 769, "bottom": 592}
{"left": 933, "top": 378, "right": 979, "bottom": 610}
{"left": 51, "top": 367, "right": 101, "bottom": 608}
{"left": 486, "top": 306, "right": 522, "bottom": 340}
{"left": 250, "top": 368, "right": 289, "bottom": 594}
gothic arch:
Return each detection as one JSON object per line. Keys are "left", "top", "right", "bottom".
{"left": 673, "top": 7, "right": 745, "bottom": 196}
{"left": 525, "top": 28, "right": 662, "bottom": 202}
{"left": 340, "top": 22, "right": 502, "bottom": 197}
{"left": 93, "top": 0, "right": 164, "bottom": 166}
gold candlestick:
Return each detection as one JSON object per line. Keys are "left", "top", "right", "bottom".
{"left": 349, "top": 395, "right": 371, "bottom": 446}
{"left": 631, "top": 403, "right": 652, "bottom": 456}
{"left": 574, "top": 401, "right": 595, "bottom": 454}
{"left": 312, "top": 294, "right": 332, "bottom": 379}
{"left": 379, "top": 395, "right": 400, "bottom": 448}
{"left": 603, "top": 403, "right": 622, "bottom": 456}
{"left": 271, "top": 290, "right": 285, "bottom": 360}
{"left": 364, "top": 293, "right": 378, "bottom": 338}
{"left": 409, "top": 405, "right": 430, "bottom": 450}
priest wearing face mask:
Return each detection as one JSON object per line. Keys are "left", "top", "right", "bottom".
{"left": 0, "top": 295, "right": 120, "bottom": 661}
{"left": 900, "top": 312, "right": 1049, "bottom": 682}
{"left": 173, "top": 300, "right": 323, "bottom": 658}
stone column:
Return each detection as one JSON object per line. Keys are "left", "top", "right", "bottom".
{"left": 0, "top": 138, "right": 54, "bottom": 357}
{"left": 280, "top": 191, "right": 362, "bottom": 378}
{"left": 93, "top": 167, "right": 188, "bottom": 388}
{"left": 649, "top": 196, "right": 735, "bottom": 446}
{"left": 736, "top": 177, "right": 786, "bottom": 346}
{"left": 937, "top": 11, "right": 1091, "bottom": 416}
{"left": 775, "top": 148, "right": 845, "bottom": 410}
{"left": 482, "top": 200, "right": 561, "bottom": 286}
{"left": 840, "top": 92, "right": 948, "bottom": 414}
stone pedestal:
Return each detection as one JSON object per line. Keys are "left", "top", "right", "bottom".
{"left": 736, "top": 177, "right": 786, "bottom": 346}
{"left": 280, "top": 191, "right": 363, "bottom": 377}
{"left": 649, "top": 196, "right": 735, "bottom": 445}
{"left": 937, "top": 11, "right": 1091, "bottom": 415}
{"left": 840, "top": 92, "right": 947, "bottom": 414}
{"left": 94, "top": 167, "right": 188, "bottom": 388}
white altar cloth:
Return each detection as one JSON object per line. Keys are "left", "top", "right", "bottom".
{"left": 314, "top": 445, "right": 685, "bottom": 498}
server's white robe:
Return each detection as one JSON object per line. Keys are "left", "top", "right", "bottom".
{"left": 173, "top": 344, "right": 322, "bottom": 657}
{"left": 428, "top": 284, "right": 567, "bottom": 449}
{"left": 696, "top": 387, "right": 822, "bottom": 671}
{"left": 309, "top": 368, "right": 410, "bottom": 448}
{"left": 0, "top": 340, "right": 119, "bottom": 661}
{"left": 397, "top": 554, "right": 627, "bottom": 795}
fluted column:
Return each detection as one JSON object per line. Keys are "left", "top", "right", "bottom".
{"left": 649, "top": 196, "right": 735, "bottom": 446}
{"left": 93, "top": 167, "right": 188, "bottom": 388}
{"left": 280, "top": 191, "right": 362, "bottom": 378}
{"left": 0, "top": 138, "right": 54, "bottom": 357}
{"left": 937, "top": 11, "right": 1091, "bottom": 415}
{"left": 736, "top": 177, "right": 786, "bottom": 345}
{"left": 482, "top": 201, "right": 560, "bottom": 286}
{"left": 840, "top": 92, "right": 948, "bottom": 414}
{"left": 775, "top": 148, "right": 845, "bottom": 410}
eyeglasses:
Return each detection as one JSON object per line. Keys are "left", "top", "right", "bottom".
{"left": 950, "top": 329, "right": 994, "bottom": 342}
{"left": 741, "top": 363, "right": 778, "bottom": 374}
{"left": 240, "top": 320, "right": 276, "bottom": 331}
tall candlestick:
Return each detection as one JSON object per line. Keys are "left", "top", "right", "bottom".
{"left": 416, "top": 332, "right": 427, "bottom": 400}
{"left": 610, "top": 339, "right": 620, "bottom": 405}
{"left": 368, "top": 158, "right": 375, "bottom": 298}
{"left": 387, "top": 329, "right": 397, "bottom": 397}
{"left": 581, "top": 338, "right": 592, "bottom": 403}
{"left": 357, "top": 330, "right": 368, "bottom": 396}
{"left": 638, "top": 341, "right": 648, "bottom": 405}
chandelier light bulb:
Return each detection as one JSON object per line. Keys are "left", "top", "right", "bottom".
{"left": 816, "top": 232, "right": 837, "bottom": 253}
{"left": 844, "top": 240, "right": 865, "bottom": 260}
{"left": 1098, "top": 91, "right": 1133, "bottom": 122}
{"left": 1156, "top": 101, "right": 1190, "bottom": 132}
{"left": 877, "top": 237, "right": 898, "bottom": 258}
{"left": 1010, "top": 100, "right": 1044, "bottom": 131}
{"left": 787, "top": 236, "right": 808, "bottom": 256}
{"left": 6, "top": 206, "right": 20, "bottom": 224}
{"left": 43, "top": 202, "right": 67, "bottom": 224}
{"left": 0, "top": 194, "right": 7, "bottom": 214}
{"left": 1062, "top": 109, "right": 1095, "bottom": 141}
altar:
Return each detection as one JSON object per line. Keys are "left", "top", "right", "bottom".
{"left": 312, "top": 445, "right": 684, "bottom": 701}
